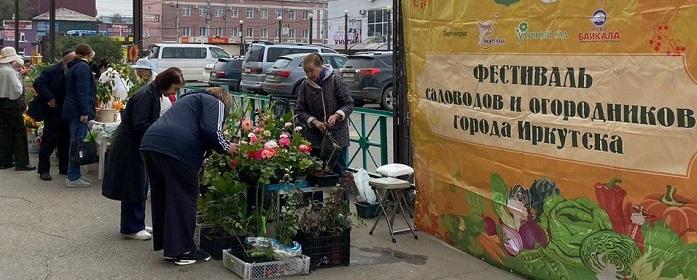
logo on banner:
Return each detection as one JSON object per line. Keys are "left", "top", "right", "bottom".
{"left": 578, "top": 9, "right": 622, "bottom": 42}
{"left": 477, "top": 17, "right": 505, "bottom": 49}
{"left": 515, "top": 21, "right": 568, "bottom": 44}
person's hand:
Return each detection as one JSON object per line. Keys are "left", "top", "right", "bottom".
{"left": 228, "top": 143, "right": 240, "bottom": 155}
{"left": 312, "top": 119, "right": 328, "bottom": 134}
{"left": 47, "top": 99, "right": 56, "bottom": 108}
{"left": 327, "top": 113, "right": 342, "bottom": 128}
{"left": 80, "top": 115, "right": 88, "bottom": 123}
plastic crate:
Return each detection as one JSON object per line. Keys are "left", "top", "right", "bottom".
{"left": 222, "top": 249, "right": 310, "bottom": 280}
{"left": 354, "top": 201, "right": 380, "bottom": 218}
{"left": 194, "top": 222, "right": 214, "bottom": 248}
{"left": 265, "top": 180, "right": 309, "bottom": 192}
{"left": 296, "top": 229, "right": 350, "bottom": 269}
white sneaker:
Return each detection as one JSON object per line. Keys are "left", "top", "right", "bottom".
{"left": 145, "top": 226, "right": 153, "bottom": 234}
{"left": 124, "top": 230, "right": 152, "bottom": 240}
{"left": 65, "top": 178, "right": 91, "bottom": 188}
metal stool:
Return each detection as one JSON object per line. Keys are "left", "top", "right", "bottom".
{"left": 376, "top": 164, "right": 416, "bottom": 218}
{"left": 368, "top": 177, "right": 418, "bottom": 243}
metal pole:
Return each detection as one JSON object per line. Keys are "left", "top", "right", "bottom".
{"left": 278, "top": 16, "right": 282, "bottom": 43}
{"left": 387, "top": 6, "right": 391, "bottom": 51}
{"left": 49, "top": 0, "right": 56, "bottom": 62}
{"left": 14, "top": 0, "right": 19, "bottom": 51}
{"left": 393, "top": 0, "right": 410, "bottom": 165}
{"left": 239, "top": 20, "right": 244, "bottom": 56}
{"left": 309, "top": 14, "right": 313, "bottom": 44}
{"left": 134, "top": 0, "right": 143, "bottom": 49}
{"left": 344, "top": 10, "right": 348, "bottom": 53}
{"left": 206, "top": 0, "right": 211, "bottom": 38}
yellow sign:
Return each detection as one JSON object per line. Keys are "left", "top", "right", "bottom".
{"left": 404, "top": 1, "right": 697, "bottom": 279}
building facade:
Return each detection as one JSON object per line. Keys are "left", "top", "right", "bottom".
{"left": 148, "top": 0, "right": 328, "bottom": 47}
{"left": 35, "top": 0, "right": 97, "bottom": 17}
{"left": 327, "top": 0, "right": 392, "bottom": 47}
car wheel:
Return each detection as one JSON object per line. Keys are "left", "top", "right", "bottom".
{"left": 380, "top": 86, "right": 394, "bottom": 111}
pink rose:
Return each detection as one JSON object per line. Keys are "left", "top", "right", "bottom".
{"left": 254, "top": 127, "right": 263, "bottom": 134}
{"left": 248, "top": 133, "right": 259, "bottom": 144}
{"left": 280, "top": 133, "right": 290, "bottom": 139}
{"left": 279, "top": 137, "right": 291, "bottom": 148}
{"left": 299, "top": 144, "right": 312, "bottom": 154}
{"left": 241, "top": 118, "right": 253, "bottom": 132}
{"left": 262, "top": 149, "right": 277, "bottom": 159}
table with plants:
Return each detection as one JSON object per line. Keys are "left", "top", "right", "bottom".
{"left": 197, "top": 103, "right": 361, "bottom": 279}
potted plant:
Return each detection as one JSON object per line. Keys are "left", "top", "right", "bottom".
{"left": 296, "top": 188, "right": 359, "bottom": 269}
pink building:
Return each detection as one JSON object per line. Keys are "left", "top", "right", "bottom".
{"left": 35, "top": 0, "right": 97, "bottom": 17}
{"left": 143, "top": 0, "right": 163, "bottom": 46}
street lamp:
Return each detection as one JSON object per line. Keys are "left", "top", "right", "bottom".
{"left": 344, "top": 9, "right": 349, "bottom": 53}
{"left": 386, "top": 5, "right": 392, "bottom": 51}
{"left": 309, "top": 12, "right": 314, "bottom": 45}
{"left": 239, "top": 20, "right": 244, "bottom": 56}
{"left": 277, "top": 16, "right": 283, "bottom": 43}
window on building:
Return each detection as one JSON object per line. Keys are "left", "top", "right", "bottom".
{"left": 261, "top": 9, "right": 268, "bottom": 19}
{"left": 199, "top": 6, "right": 208, "bottom": 17}
{"left": 232, "top": 26, "right": 239, "bottom": 37}
{"left": 246, "top": 27, "right": 253, "bottom": 38}
{"left": 182, "top": 26, "right": 192, "bottom": 36}
{"left": 246, "top": 8, "right": 254, "bottom": 18}
{"left": 288, "top": 10, "right": 296, "bottom": 20}
{"left": 216, "top": 27, "right": 223, "bottom": 37}
{"left": 367, "top": 9, "right": 390, "bottom": 38}
{"left": 216, "top": 8, "right": 223, "bottom": 17}
{"left": 276, "top": 9, "right": 282, "bottom": 19}
{"left": 199, "top": 27, "right": 209, "bottom": 36}
{"left": 19, "top": 32, "right": 26, "bottom": 42}
{"left": 182, "top": 5, "right": 191, "bottom": 16}
{"left": 303, "top": 29, "right": 309, "bottom": 39}
{"left": 261, "top": 28, "right": 268, "bottom": 38}
{"left": 230, "top": 7, "right": 239, "bottom": 18}
{"left": 303, "top": 10, "right": 310, "bottom": 20}
{"left": 288, "top": 28, "right": 296, "bottom": 38}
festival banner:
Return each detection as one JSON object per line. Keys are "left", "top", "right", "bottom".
{"left": 404, "top": 1, "right": 697, "bottom": 279}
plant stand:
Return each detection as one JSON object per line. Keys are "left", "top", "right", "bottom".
{"left": 295, "top": 229, "right": 350, "bottom": 269}
{"left": 222, "top": 249, "right": 310, "bottom": 280}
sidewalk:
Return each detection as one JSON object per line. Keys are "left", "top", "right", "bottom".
{"left": 0, "top": 158, "right": 523, "bottom": 280}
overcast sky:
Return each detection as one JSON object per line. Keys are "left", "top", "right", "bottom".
{"left": 96, "top": 0, "right": 133, "bottom": 17}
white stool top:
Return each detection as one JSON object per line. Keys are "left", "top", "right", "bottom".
{"left": 369, "top": 177, "right": 411, "bottom": 190}
{"left": 376, "top": 164, "right": 414, "bottom": 178}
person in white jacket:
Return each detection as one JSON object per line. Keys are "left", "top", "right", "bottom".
{"left": 0, "top": 47, "right": 35, "bottom": 171}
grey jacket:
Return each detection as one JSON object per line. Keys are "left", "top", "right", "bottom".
{"left": 295, "top": 73, "right": 354, "bottom": 148}
{"left": 0, "top": 63, "right": 22, "bottom": 100}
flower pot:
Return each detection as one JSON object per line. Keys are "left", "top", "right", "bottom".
{"left": 308, "top": 171, "right": 340, "bottom": 187}
{"left": 354, "top": 201, "right": 380, "bottom": 218}
{"left": 96, "top": 108, "right": 118, "bottom": 123}
{"left": 295, "top": 229, "right": 350, "bottom": 269}
{"left": 200, "top": 231, "right": 247, "bottom": 260}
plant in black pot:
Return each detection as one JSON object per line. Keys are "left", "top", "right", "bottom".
{"left": 198, "top": 174, "right": 251, "bottom": 260}
{"left": 297, "top": 188, "right": 361, "bottom": 269}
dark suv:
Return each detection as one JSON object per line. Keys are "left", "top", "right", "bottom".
{"left": 209, "top": 57, "right": 243, "bottom": 91}
{"left": 339, "top": 52, "right": 394, "bottom": 111}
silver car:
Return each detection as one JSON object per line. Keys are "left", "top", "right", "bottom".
{"left": 262, "top": 53, "right": 347, "bottom": 95}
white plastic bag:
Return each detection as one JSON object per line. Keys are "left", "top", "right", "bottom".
{"left": 354, "top": 169, "right": 377, "bottom": 204}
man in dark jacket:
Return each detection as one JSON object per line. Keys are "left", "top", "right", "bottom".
{"left": 62, "top": 44, "right": 96, "bottom": 188}
{"left": 141, "top": 88, "right": 237, "bottom": 266}
{"left": 33, "top": 50, "right": 75, "bottom": 181}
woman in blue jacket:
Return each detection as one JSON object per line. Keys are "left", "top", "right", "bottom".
{"left": 140, "top": 87, "right": 238, "bottom": 266}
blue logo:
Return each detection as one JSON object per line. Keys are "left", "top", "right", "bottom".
{"left": 591, "top": 9, "right": 607, "bottom": 27}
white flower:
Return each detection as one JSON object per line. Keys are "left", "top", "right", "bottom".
{"left": 294, "top": 126, "right": 303, "bottom": 132}
{"left": 284, "top": 122, "right": 293, "bottom": 128}
{"left": 264, "top": 140, "right": 279, "bottom": 149}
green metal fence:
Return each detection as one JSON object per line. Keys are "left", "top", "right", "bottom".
{"left": 179, "top": 86, "right": 393, "bottom": 172}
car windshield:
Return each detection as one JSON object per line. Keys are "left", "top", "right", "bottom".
{"left": 246, "top": 45, "right": 264, "bottom": 62}
{"left": 344, "top": 57, "right": 375, "bottom": 68}
{"left": 271, "top": 58, "right": 293, "bottom": 69}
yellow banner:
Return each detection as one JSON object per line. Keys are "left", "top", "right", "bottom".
{"left": 405, "top": 1, "right": 697, "bottom": 279}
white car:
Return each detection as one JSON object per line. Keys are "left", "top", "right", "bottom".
{"left": 139, "top": 43, "right": 231, "bottom": 82}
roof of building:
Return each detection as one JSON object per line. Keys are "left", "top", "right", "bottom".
{"left": 33, "top": 8, "right": 97, "bottom": 22}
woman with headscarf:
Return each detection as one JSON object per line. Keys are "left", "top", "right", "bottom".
{"left": 102, "top": 67, "right": 184, "bottom": 241}
{"left": 140, "top": 87, "right": 238, "bottom": 265}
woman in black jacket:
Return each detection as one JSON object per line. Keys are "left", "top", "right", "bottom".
{"left": 101, "top": 68, "right": 184, "bottom": 241}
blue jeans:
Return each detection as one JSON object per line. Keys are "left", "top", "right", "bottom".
{"left": 67, "top": 119, "right": 87, "bottom": 181}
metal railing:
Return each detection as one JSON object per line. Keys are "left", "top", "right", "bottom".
{"left": 179, "top": 86, "right": 393, "bottom": 172}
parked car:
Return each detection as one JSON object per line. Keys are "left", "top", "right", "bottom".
{"left": 138, "top": 43, "right": 231, "bottom": 82}
{"left": 340, "top": 52, "right": 394, "bottom": 111}
{"left": 240, "top": 42, "right": 337, "bottom": 92}
{"left": 262, "top": 53, "right": 347, "bottom": 96}
{"left": 209, "top": 57, "right": 244, "bottom": 91}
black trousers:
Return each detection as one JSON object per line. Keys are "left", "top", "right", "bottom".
{"left": 0, "top": 98, "right": 29, "bottom": 168}
{"left": 37, "top": 109, "right": 69, "bottom": 174}
{"left": 142, "top": 150, "right": 199, "bottom": 258}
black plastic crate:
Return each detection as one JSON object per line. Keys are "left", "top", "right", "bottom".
{"left": 200, "top": 232, "right": 246, "bottom": 260}
{"left": 295, "top": 229, "right": 350, "bottom": 269}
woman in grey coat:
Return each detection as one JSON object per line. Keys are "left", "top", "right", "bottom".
{"left": 295, "top": 53, "right": 354, "bottom": 176}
